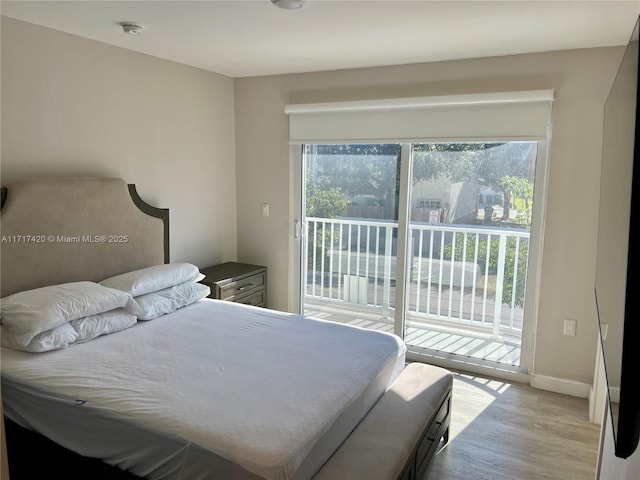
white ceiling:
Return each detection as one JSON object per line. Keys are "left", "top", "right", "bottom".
{"left": 2, "top": 0, "right": 639, "bottom": 78}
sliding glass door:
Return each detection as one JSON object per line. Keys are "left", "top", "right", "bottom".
{"left": 404, "top": 142, "right": 538, "bottom": 368}
{"left": 298, "top": 140, "right": 545, "bottom": 374}
{"left": 302, "top": 144, "right": 401, "bottom": 334}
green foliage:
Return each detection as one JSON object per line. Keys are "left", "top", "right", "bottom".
{"left": 306, "top": 188, "right": 347, "bottom": 219}
{"left": 412, "top": 143, "right": 487, "bottom": 183}
{"left": 305, "top": 173, "right": 347, "bottom": 270}
{"left": 305, "top": 144, "right": 401, "bottom": 218}
{"left": 499, "top": 176, "right": 533, "bottom": 198}
{"left": 442, "top": 233, "right": 529, "bottom": 307}
{"left": 500, "top": 176, "right": 534, "bottom": 226}
{"left": 306, "top": 172, "right": 347, "bottom": 218}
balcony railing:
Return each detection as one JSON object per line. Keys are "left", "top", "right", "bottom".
{"left": 305, "top": 217, "right": 530, "bottom": 337}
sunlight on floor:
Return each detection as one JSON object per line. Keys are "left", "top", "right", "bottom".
{"left": 446, "top": 372, "right": 511, "bottom": 442}
{"left": 426, "top": 371, "right": 600, "bottom": 480}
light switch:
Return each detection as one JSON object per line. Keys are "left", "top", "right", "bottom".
{"left": 261, "top": 203, "right": 269, "bottom": 217}
{"left": 563, "top": 319, "right": 577, "bottom": 337}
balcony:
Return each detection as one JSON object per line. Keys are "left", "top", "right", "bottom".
{"left": 304, "top": 217, "right": 529, "bottom": 367}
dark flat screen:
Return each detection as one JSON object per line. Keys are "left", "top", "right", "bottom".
{"left": 595, "top": 16, "right": 640, "bottom": 459}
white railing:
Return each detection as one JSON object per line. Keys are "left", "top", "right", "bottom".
{"left": 305, "top": 217, "right": 530, "bottom": 336}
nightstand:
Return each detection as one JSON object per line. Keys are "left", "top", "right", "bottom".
{"left": 199, "top": 262, "right": 267, "bottom": 307}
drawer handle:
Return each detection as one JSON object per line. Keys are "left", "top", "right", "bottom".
{"left": 236, "top": 285, "right": 252, "bottom": 292}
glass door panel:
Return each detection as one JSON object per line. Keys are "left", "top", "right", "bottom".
{"left": 405, "top": 142, "right": 537, "bottom": 368}
{"left": 302, "top": 144, "right": 401, "bottom": 334}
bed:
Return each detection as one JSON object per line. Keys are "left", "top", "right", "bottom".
{"left": 0, "top": 177, "right": 452, "bottom": 480}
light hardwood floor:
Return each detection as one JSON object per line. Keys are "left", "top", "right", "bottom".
{"left": 425, "top": 370, "right": 601, "bottom": 480}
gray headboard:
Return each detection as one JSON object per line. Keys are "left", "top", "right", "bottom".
{"left": 0, "top": 177, "right": 169, "bottom": 297}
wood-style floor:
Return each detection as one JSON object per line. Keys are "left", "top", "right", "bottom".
{"left": 424, "top": 370, "right": 601, "bottom": 480}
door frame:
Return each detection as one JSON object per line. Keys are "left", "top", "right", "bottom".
{"left": 290, "top": 144, "right": 305, "bottom": 314}
{"left": 290, "top": 140, "right": 550, "bottom": 379}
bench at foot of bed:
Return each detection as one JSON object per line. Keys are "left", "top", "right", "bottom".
{"left": 313, "top": 362, "right": 453, "bottom": 480}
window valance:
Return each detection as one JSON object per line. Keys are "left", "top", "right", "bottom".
{"left": 285, "top": 90, "right": 554, "bottom": 144}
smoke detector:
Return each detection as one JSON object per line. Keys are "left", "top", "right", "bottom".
{"left": 120, "top": 23, "right": 144, "bottom": 36}
{"left": 271, "top": 0, "right": 306, "bottom": 9}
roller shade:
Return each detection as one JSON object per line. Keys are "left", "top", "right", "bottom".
{"left": 285, "top": 90, "right": 554, "bottom": 144}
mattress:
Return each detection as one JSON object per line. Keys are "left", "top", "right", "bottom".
{"left": 1, "top": 299, "right": 406, "bottom": 480}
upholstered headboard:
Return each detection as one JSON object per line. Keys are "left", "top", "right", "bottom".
{"left": 0, "top": 177, "right": 169, "bottom": 297}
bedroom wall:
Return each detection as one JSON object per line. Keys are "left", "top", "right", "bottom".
{"left": 234, "top": 47, "right": 624, "bottom": 390}
{"left": 0, "top": 17, "right": 237, "bottom": 270}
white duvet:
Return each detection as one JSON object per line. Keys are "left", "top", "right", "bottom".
{"left": 1, "top": 299, "right": 406, "bottom": 480}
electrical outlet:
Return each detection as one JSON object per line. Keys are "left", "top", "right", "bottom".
{"left": 563, "top": 319, "right": 577, "bottom": 337}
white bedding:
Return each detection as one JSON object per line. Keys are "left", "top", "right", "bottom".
{"left": 1, "top": 299, "right": 406, "bottom": 480}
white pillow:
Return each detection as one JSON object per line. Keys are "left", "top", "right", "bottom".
{"left": 1, "top": 322, "right": 79, "bottom": 353}
{"left": 134, "top": 281, "right": 210, "bottom": 320}
{"left": 0, "top": 309, "right": 137, "bottom": 353}
{"left": 71, "top": 308, "right": 137, "bottom": 343}
{"left": 0, "top": 281, "right": 137, "bottom": 347}
{"left": 100, "top": 263, "right": 204, "bottom": 297}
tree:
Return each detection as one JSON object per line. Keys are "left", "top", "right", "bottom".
{"left": 305, "top": 144, "right": 401, "bottom": 219}
{"left": 474, "top": 143, "right": 534, "bottom": 221}
{"left": 412, "top": 143, "right": 489, "bottom": 184}
{"left": 306, "top": 171, "right": 347, "bottom": 218}
{"left": 499, "top": 175, "right": 534, "bottom": 225}
{"left": 305, "top": 172, "right": 347, "bottom": 271}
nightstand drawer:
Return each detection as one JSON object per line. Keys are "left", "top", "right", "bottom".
{"left": 234, "top": 289, "right": 266, "bottom": 307}
{"left": 219, "top": 272, "right": 265, "bottom": 300}
{"left": 199, "top": 262, "right": 267, "bottom": 307}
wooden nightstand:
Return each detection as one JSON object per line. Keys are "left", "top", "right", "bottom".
{"left": 199, "top": 262, "right": 267, "bottom": 307}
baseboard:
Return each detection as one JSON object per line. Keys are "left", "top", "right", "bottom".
{"left": 530, "top": 373, "right": 591, "bottom": 398}
{"left": 407, "top": 352, "right": 593, "bottom": 399}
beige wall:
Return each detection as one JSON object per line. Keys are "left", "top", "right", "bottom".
{"left": 1, "top": 17, "right": 237, "bottom": 269}
{"left": 234, "top": 47, "right": 624, "bottom": 386}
